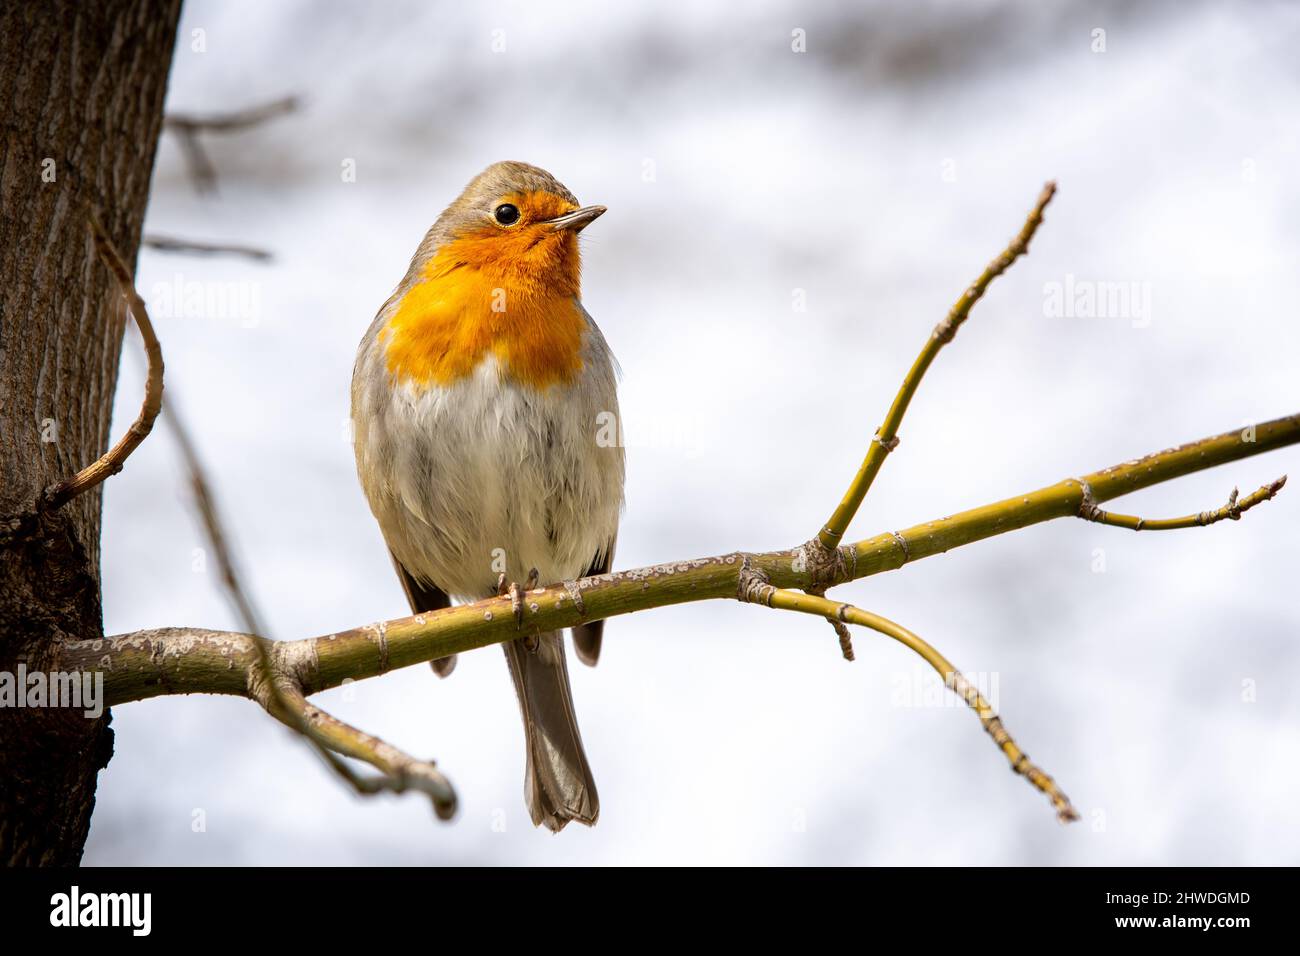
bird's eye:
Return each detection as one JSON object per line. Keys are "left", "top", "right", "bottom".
{"left": 494, "top": 203, "right": 521, "bottom": 226}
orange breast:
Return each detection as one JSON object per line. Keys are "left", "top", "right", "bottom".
{"left": 382, "top": 208, "right": 587, "bottom": 391}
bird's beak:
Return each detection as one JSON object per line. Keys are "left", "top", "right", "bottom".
{"left": 543, "top": 205, "right": 606, "bottom": 233}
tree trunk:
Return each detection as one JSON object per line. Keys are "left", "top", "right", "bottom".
{"left": 0, "top": 0, "right": 180, "bottom": 866}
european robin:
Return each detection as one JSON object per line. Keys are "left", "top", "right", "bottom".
{"left": 351, "top": 161, "right": 623, "bottom": 831}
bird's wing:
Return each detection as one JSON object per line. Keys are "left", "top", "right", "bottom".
{"left": 571, "top": 535, "right": 616, "bottom": 667}
{"left": 390, "top": 550, "right": 457, "bottom": 678}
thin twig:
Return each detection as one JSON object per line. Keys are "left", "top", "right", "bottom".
{"left": 163, "top": 95, "right": 299, "bottom": 194}
{"left": 171, "top": 131, "right": 219, "bottom": 195}
{"left": 43, "top": 214, "right": 165, "bottom": 511}
{"left": 737, "top": 574, "right": 1078, "bottom": 823}
{"left": 1078, "top": 476, "right": 1286, "bottom": 530}
{"left": 160, "top": 396, "right": 263, "bottom": 637}
{"left": 164, "top": 95, "right": 300, "bottom": 133}
{"left": 143, "top": 234, "right": 273, "bottom": 262}
{"left": 816, "top": 182, "right": 1058, "bottom": 549}
{"left": 263, "top": 682, "right": 455, "bottom": 819}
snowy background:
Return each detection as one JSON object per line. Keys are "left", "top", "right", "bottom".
{"left": 86, "top": 0, "right": 1299, "bottom": 865}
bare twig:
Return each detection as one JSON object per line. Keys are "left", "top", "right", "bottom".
{"left": 160, "top": 397, "right": 263, "bottom": 636}
{"left": 1078, "top": 476, "right": 1286, "bottom": 530}
{"left": 737, "top": 573, "right": 1078, "bottom": 822}
{"left": 817, "top": 181, "right": 1058, "bottom": 550}
{"left": 803, "top": 182, "right": 1058, "bottom": 659}
{"left": 165, "top": 95, "right": 300, "bottom": 133}
{"left": 43, "top": 214, "right": 165, "bottom": 511}
{"left": 143, "top": 234, "right": 273, "bottom": 262}
{"left": 171, "top": 131, "right": 219, "bottom": 195}
{"left": 261, "top": 682, "right": 455, "bottom": 819}
{"left": 164, "top": 95, "right": 299, "bottom": 194}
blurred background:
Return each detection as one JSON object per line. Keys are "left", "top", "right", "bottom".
{"left": 86, "top": 0, "right": 1299, "bottom": 864}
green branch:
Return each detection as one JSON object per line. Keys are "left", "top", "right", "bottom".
{"left": 68, "top": 412, "right": 1299, "bottom": 708}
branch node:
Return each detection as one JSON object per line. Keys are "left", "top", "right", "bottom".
{"left": 1224, "top": 486, "right": 1240, "bottom": 521}
{"left": 736, "top": 559, "right": 776, "bottom": 607}
{"left": 562, "top": 579, "right": 587, "bottom": 618}
{"left": 1074, "top": 479, "right": 1105, "bottom": 521}
{"left": 792, "top": 539, "right": 859, "bottom": 658}
{"left": 371, "top": 621, "right": 390, "bottom": 673}
{"left": 931, "top": 317, "right": 959, "bottom": 344}
{"left": 794, "top": 538, "right": 851, "bottom": 593}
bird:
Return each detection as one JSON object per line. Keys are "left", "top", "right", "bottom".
{"left": 350, "top": 161, "right": 624, "bottom": 831}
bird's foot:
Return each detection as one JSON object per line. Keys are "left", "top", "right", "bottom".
{"left": 499, "top": 569, "right": 542, "bottom": 650}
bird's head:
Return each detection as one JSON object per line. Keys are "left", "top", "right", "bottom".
{"left": 381, "top": 162, "right": 605, "bottom": 390}
{"left": 422, "top": 161, "right": 605, "bottom": 295}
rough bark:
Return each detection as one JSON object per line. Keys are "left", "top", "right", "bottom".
{"left": 0, "top": 0, "right": 180, "bottom": 866}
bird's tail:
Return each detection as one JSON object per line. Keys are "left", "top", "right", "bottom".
{"left": 502, "top": 631, "right": 599, "bottom": 831}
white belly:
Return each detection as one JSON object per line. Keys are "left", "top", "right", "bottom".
{"left": 353, "top": 346, "right": 623, "bottom": 602}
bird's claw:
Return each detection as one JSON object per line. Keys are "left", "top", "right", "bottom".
{"left": 509, "top": 581, "right": 524, "bottom": 627}
{"left": 497, "top": 571, "right": 525, "bottom": 628}
{"left": 500, "top": 568, "right": 542, "bottom": 649}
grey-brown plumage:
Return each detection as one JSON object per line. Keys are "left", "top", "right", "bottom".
{"left": 571, "top": 541, "right": 615, "bottom": 667}
{"left": 503, "top": 631, "right": 599, "bottom": 829}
